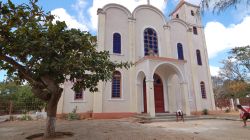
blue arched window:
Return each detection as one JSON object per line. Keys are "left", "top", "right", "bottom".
{"left": 112, "top": 71, "right": 121, "bottom": 98}
{"left": 144, "top": 28, "right": 158, "bottom": 56}
{"left": 196, "top": 49, "right": 202, "bottom": 65}
{"left": 113, "top": 33, "right": 121, "bottom": 54}
{"left": 200, "top": 81, "right": 207, "bottom": 99}
{"left": 177, "top": 43, "right": 184, "bottom": 60}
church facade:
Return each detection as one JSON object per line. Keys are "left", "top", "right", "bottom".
{"left": 57, "top": 1, "right": 216, "bottom": 118}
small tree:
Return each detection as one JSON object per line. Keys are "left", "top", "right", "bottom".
{"left": 0, "top": 0, "right": 130, "bottom": 137}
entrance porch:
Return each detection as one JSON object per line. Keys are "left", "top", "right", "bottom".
{"left": 136, "top": 56, "right": 190, "bottom": 117}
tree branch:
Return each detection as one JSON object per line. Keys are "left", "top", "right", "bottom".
{"left": 0, "top": 54, "right": 37, "bottom": 84}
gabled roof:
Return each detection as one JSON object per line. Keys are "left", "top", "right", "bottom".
{"left": 169, "top": 0, "right": 200, "bottom": 16}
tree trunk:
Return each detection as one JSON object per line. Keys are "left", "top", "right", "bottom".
{"left": 44, "top": 92, "right": 61, "bottom": 138}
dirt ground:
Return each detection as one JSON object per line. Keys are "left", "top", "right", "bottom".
{"left": 0, "top": 118, "right": 250, "bottom": 140}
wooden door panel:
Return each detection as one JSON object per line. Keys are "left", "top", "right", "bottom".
{"left": 154, "top": 83, "right": 164, "bottom": 113}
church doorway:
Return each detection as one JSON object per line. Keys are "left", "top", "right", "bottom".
{"left": 143, "top": 74, "right": 165, "bottom": 113}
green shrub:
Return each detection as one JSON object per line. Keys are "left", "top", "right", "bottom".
{"left": 202, "top": 109, "right": 208, "bottom": 115}
{"left": 20, "top": 114, "right": 32, "bottom": 121}
{"left": 67, "top": 106, "right": 79, "bottom": 120}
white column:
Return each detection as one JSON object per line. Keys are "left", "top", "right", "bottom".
{"left": 180, "top": 82, "right": 190, "bottom": 115}
{"left": 128, "top": 17, "right": 136, "bottom": 112}
{"left": 163, "top": 25, "right": 171, "bottom": 57}
{"left": 93, "top": 9, "right": 106, "bottom": 113}
{"left": 136, "top": 82, "right": 142, "bottom": 113}
{"left": 167, "top": 84, "right": 176, "bottom": 113}
{"left": 93, "top": 82, "right": 103, "bottom": 113}
{"left": 97, "top": 8, "right": 106, "bottom": 52}
{"left": 146, "top": 78, "right": 155, "bottom": 117}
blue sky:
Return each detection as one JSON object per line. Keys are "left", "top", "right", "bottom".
{"left": 1, "top": 0, "right": 250, "bottom": 80}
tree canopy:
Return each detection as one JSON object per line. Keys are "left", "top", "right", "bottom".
{"left": 0, "top": 0, "right": 130, "bottom": 137}
{"left": 212, "top": 46, "right": 250, "bottom": 100}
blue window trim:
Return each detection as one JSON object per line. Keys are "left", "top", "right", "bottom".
{"left": 177, "top": 43, "right": 184, "bottom": 60}
{"left": 112, "top": 71, "right": 121, "bottom": 98}
{"left": 113, "top": 33, "right": 121, "bottom": 54}
{"left": 196, "top": 49, "right": 202, "bottom": 65}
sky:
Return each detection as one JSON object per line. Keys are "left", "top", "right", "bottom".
{"left": 1, "top": 0, "right": 250, "bottom": 80}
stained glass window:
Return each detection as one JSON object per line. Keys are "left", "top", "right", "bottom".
{"left": 113, "top": 33, "right": 121, "bottom": 54}
{"left": 196, "top": 49, "right": 202, "bottom": 65}
{"left": 144, "top": 28, "right": 158, "bottom": 56}
{"left": 112, "top": 71, "right": 121, "bottom": 98}
{"left": 177, "top": 43, "right": 184, "bottom": 60}
{"left": 200, "top": 82, "right": 207, "bottom": 99}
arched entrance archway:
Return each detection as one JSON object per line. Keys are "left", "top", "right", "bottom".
{"left": 143, "top": 74, "right": 165, "bottom": 113}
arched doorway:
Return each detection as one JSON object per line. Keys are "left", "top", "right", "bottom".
{"left": 143, "top": 74, "right": 165, "bottom": 113}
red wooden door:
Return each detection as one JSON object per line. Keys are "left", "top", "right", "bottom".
{"left": 143, "top": 74, "right": 164, "bottom": 113}
{"left": 154, "top": 84, "right": 164, "bottom": 113}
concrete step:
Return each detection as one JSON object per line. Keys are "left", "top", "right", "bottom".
{"left": 134, "top": 114, "right": 242, "bottom": 123}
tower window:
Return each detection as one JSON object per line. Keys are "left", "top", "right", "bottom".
{"left": 191, "top": 10, "right": 194, "bottom": 16}
{"left": 113, "top": 33, "right": 121, "bottom": 54}
{"left": 196, "top": 49, "right": 202, "bottom": 65}
{"left": 200, "top": 81, "right": 207, "bottom": 99}
{"left": 176, "top": 14, "right": 179, "bottom": 18}
{"left": 177, "top": 43, "right": 184, "bottom": 60}
{"left": 193, "top": 26, "right": 198, "bottom": 35}
{"left": 144, "top": 28, "right": 158, "bottom": 56}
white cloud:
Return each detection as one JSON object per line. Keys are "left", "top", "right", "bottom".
{"left": 88, "top": 0, "right": 167, "bottom": 30}
{"left": 185, "top": 0, "right": 201, "bottom": 5}
{"left": 205, "top": 16, "right": 250, "bottom": 58}
{"left": 210, "top": 66, "right": 220, "bottom": 76}
{"left": 51, "top": 8, "right": 89, "bottom": 31}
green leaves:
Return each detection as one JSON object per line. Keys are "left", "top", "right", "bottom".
{"left": 0, "top": 0, "right": 131, "bottom": 97}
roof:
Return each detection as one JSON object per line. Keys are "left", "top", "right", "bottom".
{"left": 169, "top": 0, "right": 200, "bottom": 16}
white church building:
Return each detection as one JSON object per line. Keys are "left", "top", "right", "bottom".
{"left": 57, "top": 0, "right": 216, "bottom": 118}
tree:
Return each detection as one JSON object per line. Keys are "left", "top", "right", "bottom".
{"left": 218, "top": 59, "right": 246, "bottom": 81}
{"left": 219, "top": 46, "right": 250, "bottom": 81}
{"left": 230, "top": 46, "right": 250, "bottom": 73}
{"left": 0, "top": 81, "right": 45, "bottom": 114}
{"left": 213, "top": 46, "right": 250, "bottom": 106}
{"left": 0, "top": 0, "right": 130, "bottom": 137}
{"left": 201, "top": 0, "right": 250, "bottom": 13}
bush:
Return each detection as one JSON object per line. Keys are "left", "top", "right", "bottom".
{"left": 225, "top": 108, "right": 230, "bottom": 113}
{"left": 67, "top": 106, "right": 79, "bottom": 120}
{"left": 20, "top": 114, "right": 32, "bottom": 121}
{"left": 202, "top": 109, "right": 209, "bottom": 115}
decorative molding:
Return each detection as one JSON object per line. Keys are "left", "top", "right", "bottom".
{"left": 97, "top": 8, "right": 105, "bottom": 15}
{"left": 128, "top": 17, "right": 136, "bottom": 22}
{"left": 163, "top": 24, "right": 170, "bottom": 29}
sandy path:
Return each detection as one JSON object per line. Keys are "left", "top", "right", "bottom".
{"left": 0, "top": 119, "right": 249, "bottom": 140}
